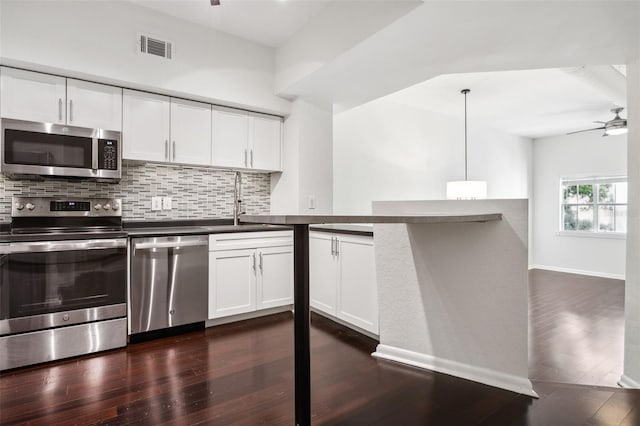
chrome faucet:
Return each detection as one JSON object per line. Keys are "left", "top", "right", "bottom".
{"left": 233, "top": 171, "right": 243, "bottom": 226}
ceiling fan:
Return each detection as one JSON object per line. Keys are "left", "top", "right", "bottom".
{"left": 567, "top": 107, "right": 628, "bottom": 137}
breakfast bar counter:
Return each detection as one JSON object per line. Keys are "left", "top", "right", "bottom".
{"left": 240, "top": 210, "right": 506, "bottom": 426}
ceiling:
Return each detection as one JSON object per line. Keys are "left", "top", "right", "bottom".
{"left": 128, "top": 0, "right": 330, "bottom": 48}
{"left": 384, "top": 68, "right": 626, "bottom": 139}
{"left": 124, "top": 0, "right": 637, "bottom": 139}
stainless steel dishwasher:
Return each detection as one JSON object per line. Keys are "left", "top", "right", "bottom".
{"left": 130, "top": 235, "right": 208, "bottom": 334}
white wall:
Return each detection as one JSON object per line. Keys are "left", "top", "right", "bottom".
{"left": 271, "top": 98, "right": 333, "bottom": 214}
{"left": 333, "top": 99, "right": 532, "bottom": 214}
{"left": 0, "top": 0, "right": 289, "bottom": 115}
{"left": 372, "top": 199, "right": 535, "bottom": 396}
{"left": 531, "top": 132, "right": 627, "bottom": 279}
{"left": 622, "top": 58, "right": 640, "bottom": 388}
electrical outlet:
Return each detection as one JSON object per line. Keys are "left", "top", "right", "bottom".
{"left": 151, "top": 196, "right": 162, "bottom": 211}
{"left": 308, "top": 195, "right": 316, "bottom": 210}
{"left": 162, "top": 197, "right": 172, "bottom": 210}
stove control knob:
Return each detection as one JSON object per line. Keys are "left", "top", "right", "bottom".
{"left": 103, "top": 204, "right": 111, "bottom": 211}
{"left": 112, "top": 202, "right": 120, "bottom": 211}
{"left": 15, "top": 203, "right": 24, "bottom": 211}
{"left": 25, "top": 203, "right": 35, "bottom": 211}
{"left": 94, "top": 203, "right": 102, "bottom": 210}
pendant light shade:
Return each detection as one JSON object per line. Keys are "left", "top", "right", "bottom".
{"left": 446, "top": 89, "right": 488, "bottom": 200}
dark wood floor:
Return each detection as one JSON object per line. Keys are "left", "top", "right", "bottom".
{"left": 2, "top": 310, "right": 639, "bottom": 425}
{"left": 529, "top": 269, "right": 625, "bottom": 387}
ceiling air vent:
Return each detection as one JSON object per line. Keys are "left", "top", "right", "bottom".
{"left": 138, "top": 34, "right": 173, "bottom": 60}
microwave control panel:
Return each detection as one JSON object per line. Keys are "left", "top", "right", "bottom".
{"left": 98, "top": 139, "right": 119, "bottom": 170}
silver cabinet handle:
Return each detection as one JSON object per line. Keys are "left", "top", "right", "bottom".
{"left": 165, "top": 140, "right": 169, "bottom": 160}
{"left": 252, "top": 252, "right": 257, "bottom": 271}
{"left": 250, "top": 149, "right": 254, "bottom": 168}
{"left": 244, "top": 149, "right": 248, "bottom": 167}
{"left": 58, "top": 98, "right": 63, "bottom": 122}
{"left": 173, "top": 140, "right": 176, "bottom": 161}
{"left": 330, "top": 237, "right": 335, "bottom": 256}
{"left": 335, "top": 237, "right": 339, "bottom": 256}
{"left": 69, "top": 99, "right": 74, "bottom": 122}
{"left": 259, "top": 252, "right": 263, "bottom": 270}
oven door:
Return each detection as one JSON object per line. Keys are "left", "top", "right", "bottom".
{"left": 1, "top": 118, "right": 121, "bottom": 180}
{"left": 0, "top": 239, "right": 127, "bottom": 336}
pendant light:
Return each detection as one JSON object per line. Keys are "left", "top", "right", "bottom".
{"left": 446, "top": 89, "right": 487, "bottom": 200}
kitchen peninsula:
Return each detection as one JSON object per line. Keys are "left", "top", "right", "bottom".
{"left": 241, "top": 199, "right": 530, "bottom": 426}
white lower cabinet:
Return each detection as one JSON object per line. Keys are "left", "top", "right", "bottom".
{"left": 310, "top": 231, "right": 378, "bottom": 335}
{"left": 208, "top": 231, "right": 293, "bottom": 319}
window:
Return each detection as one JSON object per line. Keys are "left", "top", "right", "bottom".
{"left": 560, "top": 177, "right": 627, "bottom": 234}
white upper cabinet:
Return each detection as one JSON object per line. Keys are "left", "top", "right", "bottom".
{"left": 170, "top": 98, "right": 212, "bottom": 166}
{"left": 122, "top": 89, "right": 170, "bottom": 162}
{"left": 66, "top": 79, "right": 122, "bottom": 131}
{"left": 211, "top": 106, "right": 249, "bottom": 169}
{"left": 211, "top": 106, "right": 282, "bottom": 172}
{"left": 0, "top": 68, "right": 122, "bottom": 131}
{"left": 250, "top": 112, "right": 282, "bottom": 172}
{"left": 0, "top": 67, "right": 66, "bottom": 124}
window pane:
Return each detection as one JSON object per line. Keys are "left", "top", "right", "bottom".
{"left": 615, "top": 205, "right": 627, "bottom": 233}
{"left": 598, "top": 183, "right": 614, "bottom": 203}
{"left": 578, "top": 185, "right": 593, "bottom": 203}
{"left": 563, "top": 205, "right": 577, "bottom": 231}
{"left": 615, "top": 182, "right": 628, "bottom": 204}
{"left": 598, "top": 205, "right": 615, "bottom": 231}
{"left": 578, "top": 205, "right": 594, "bottom": 231}
{"left": 563, "top": 185, "right": 578, "bottom": 204}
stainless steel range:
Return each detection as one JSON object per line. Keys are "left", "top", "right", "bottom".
{"left": 0, "top": 197, "right": 127, "bottom": 371}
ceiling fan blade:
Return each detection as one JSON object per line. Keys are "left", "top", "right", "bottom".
{"left": 593, "top": 121, "right": 607, "bottom": 124}
{"left": 210, "top": 0, "right": 220, "bottom": 5}
{"left": 567, "top": 126, "right": 605, "bottom": 135}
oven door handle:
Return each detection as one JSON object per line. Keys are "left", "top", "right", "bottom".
{"left": 2, "top": 239, "right": 127, "bottom": 254}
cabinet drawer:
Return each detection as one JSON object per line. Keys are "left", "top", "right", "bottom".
{"left": 209, "top": 231, "right": 293, "bottom": 251}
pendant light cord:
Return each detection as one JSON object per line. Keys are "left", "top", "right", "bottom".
{"left": 461, "top": 89, "right": 470, "bottom": 181}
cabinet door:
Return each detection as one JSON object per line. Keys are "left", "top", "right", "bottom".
{"left": 257, "top": 246, "right": 293, "bottom": 310}
{"left": 337, "top": 236, "right": 378, "bottom": 334}
{"left": 211, "top": 106, "right": 249, "bottom": 169}
{"left": 170, "top": 98, "right": 212, "bottom": 166}
{"left": 122, "top": 89, "right": 170, "bottom": 162}
{"left": 249, "top": 112, "right": 282, "bottom": 171}
{"left": 309, "top": 233, "right": 338, "bottom": 316}
{"left": 66, "top": 79, "right": 122, "bottom": 131}
{"left": 209, "top": 249, "right": 257, "bottom": 319}
{"left": 0, "top": 67, "right": 66, "bottom": 124}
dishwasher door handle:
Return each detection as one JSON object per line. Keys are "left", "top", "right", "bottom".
{"left": 133, "top": 240, "right": 208, "bottom": 250}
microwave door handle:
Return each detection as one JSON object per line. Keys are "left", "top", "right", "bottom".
{"left": 92, "top": 138, "right": 99, "bottom": 170}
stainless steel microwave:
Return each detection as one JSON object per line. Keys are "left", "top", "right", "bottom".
{"left": 1, "top": 118, "right": 121, "bottom": 181}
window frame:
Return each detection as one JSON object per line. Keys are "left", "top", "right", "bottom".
{"left": 558, "top": 176, "right": 627, "bottom": 238}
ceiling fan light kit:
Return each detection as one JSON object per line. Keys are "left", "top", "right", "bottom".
{"left": 446, "top": 89, "right": 488, "bottom": 200}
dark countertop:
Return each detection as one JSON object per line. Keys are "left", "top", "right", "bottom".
{"left": 310, "top": 224, "right": 374, "bottom": 237}
{"left": 240, "top": 213, "right": 503, "bottom": 225}
{"left": 126, "top": 223, "right": 291, "bottom": 238}
{"left": 0, "top": 220, "right": 292, "bottom": 242}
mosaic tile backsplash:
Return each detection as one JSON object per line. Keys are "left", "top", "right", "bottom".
{"left": 0, "top": 161, "right": 271, "bottom": 222}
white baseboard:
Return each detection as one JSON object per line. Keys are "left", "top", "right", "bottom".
{"left": 205, "top": 306, "right": 292, "bottom": 328}
{"left": 618, "top": 374, "right": 640, "bottom": 388}
{"left": 372, "top": 344, "right": 538, "bottom": 398}
{"left": 528, "top": 264, "right": 624, "bottom": 280}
